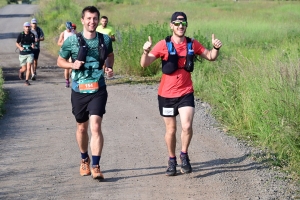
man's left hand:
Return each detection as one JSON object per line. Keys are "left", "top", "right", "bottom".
{"left": 105, "top": 67, "right": 113, "bottom": 78}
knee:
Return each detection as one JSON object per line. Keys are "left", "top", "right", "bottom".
{"left": 182, "top": 124, "right": 192, "bottom": 134}
{"left": 90, "top": 124, "right": 101, "bottom": 135}
{"left": 77, "top": 124, "right": 87, "bottom": 134}
{"left": 166, "top": 126, "right": 176, "bottom": 136}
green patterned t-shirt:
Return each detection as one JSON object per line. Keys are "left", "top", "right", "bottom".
{"left": 59, "top": 32, "right": 113, "bottom": 92}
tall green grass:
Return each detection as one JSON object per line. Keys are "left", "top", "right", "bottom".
{"left": 0, "top": 0, "right": 7, "bottom": 7}
{"left": 37, "top": 0, "right": 300, "bottom": 180}
{"left": 0, "top": 68, "right": 7, "bottom": 118}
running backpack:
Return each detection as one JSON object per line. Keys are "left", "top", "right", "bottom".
{"left": 75, "top": 32, "right": 108, "bottom": 70}
{"left": 20, "top": 31, "right": 35, "bottom": 44}
{"left": 162, "top": 36, "right": 195, "bottom": 74}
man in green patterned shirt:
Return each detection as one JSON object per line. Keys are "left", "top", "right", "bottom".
{"left": 57, "top": 6, "right": 114, "bottom": 180}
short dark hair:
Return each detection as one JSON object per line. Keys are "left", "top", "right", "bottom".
{"left": 101, "top": 16, "right": 108, "bottom": 20}
{"left": 81, "top": 6, "right": 100, "bottom": 19}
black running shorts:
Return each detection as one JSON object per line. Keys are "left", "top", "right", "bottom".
{"left": 32, "top": 49, "right": 40, "bottom": 60}
{"left": 71, "top": 86, "right": 108, "bottom": 123}
{"left": 158, "top": 93, "right": 195, "bottom": 117}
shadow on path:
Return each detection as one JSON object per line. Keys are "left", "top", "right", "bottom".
{"left": 101, "top": 155, "right": 267, "bottom": 182}
{"left": 0, "top": 32, "right": 21, "bottom": 40}
{"left": 0, "top": 14, "right": 32, "bottom": 18}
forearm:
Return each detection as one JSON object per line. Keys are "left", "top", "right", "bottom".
{"left": 16, "top": 43, "right": 21, "bottom": 49}
{"left": 105, "top": 53, "right": 114, "bottom": 69}
{"left": 57, "top": 56, "right": 73, "bottom": 69}
{"left": 209, "top": 48, "right": 219, "bottom": 61}
{"left": 57, "top": 41, "right": 63, "bottom": 46}
{"left": 140, "top": 51, "right": 153, "bottom": 67}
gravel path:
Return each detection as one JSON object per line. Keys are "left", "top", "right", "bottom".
{"left": 0, "top": 4, "right": 299, "bottom": 200}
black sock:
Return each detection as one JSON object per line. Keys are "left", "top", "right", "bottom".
{"left": 81, "top": 152, "right": 88, "bottom": 160}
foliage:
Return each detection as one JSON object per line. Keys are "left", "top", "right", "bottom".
{"left": 0, "top": 68, "right": 7, "bottom": 118}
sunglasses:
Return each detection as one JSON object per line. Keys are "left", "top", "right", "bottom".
{"left": 25, "top": 26, "right": 30, "bottom": 28}
{"left": 172, "top": 21, "right": 187, "bottom": 27}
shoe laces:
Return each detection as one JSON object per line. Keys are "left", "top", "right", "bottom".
{"left": 81, "top": 158, "right": 89, "bottom": 170}
{"left": 181, "top": 154, "right": 190, "bottom": 166}
{"left": 93, "top": 165, "right": 100, "bottom": 173}
{"left": 167, "top": 160, "right": 177, "bottom": 170}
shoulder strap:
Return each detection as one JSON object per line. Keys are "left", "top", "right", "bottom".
{"left": 76, "top": 32, "right": 86, "bottom": 46}
{"left": 186, "top": 36, "right": 193, "bottom": 50}
{"left": 97, "top": 32, "right": 108, "bottom": 69}
{"left": 98, "top": 32, "right": 105, "bottom": 47}
{"left": 20, "top": 32, "right": 25, "bottom": 43}
{"left": 165, "top": 36, "right": 176, "bottom": 54}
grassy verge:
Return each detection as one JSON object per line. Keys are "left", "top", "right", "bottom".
{"left": 0, "top": 68, "right": 7, "bottom": 118}
{"left": 37, "top": 0, "right": 300, "bottom": 181}
{"left": 0, "top": 0, "right": 7, "bottom": 7}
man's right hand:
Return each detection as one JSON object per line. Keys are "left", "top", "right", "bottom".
{"left": 72, "top": 60, "right": 85, "bottom": 70}
{"left": 143, "top": 36, "right": 152, "bottom": 53}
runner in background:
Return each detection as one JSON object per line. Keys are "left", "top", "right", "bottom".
{"left": 16, "top": 22, "right": 35, "bottom": 86}
{"left": 96, "top": 16, "right": 115, "bottom": 75}
{"left": 57, "top": 21, "right": 75, "bottom": 88}
{"left": 96, "top": 16, "right": 115, "bottom": 42}
{"left": 72, "top": 23, "right": 77, "bottom": 34}
{"left": 30, "top": 18, "right": 44, "bottom": 80}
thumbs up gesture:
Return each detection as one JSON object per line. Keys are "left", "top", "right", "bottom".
{"left": 143, "top": 36, "right": 152, "bottom": 53}
{"left": 212, "top": 34, "right": 222, "bottom": 49}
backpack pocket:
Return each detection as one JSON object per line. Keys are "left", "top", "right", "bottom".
{"left": 184, "top": 49, "right": 194, "bottom": 72}
{"left": 77, "top": 45, "right": 88, "bottom": 62}
{"left": 162, "top": 53, "right": 178, "bottom": 74}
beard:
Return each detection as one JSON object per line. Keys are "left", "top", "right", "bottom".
{"left": 173, "top": 28, "right": 186, "bottom": 37}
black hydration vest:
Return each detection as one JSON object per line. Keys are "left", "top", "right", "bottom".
{"left": 161, "top": 36, "right": 195, "bottom": 74}
{"left": 75, "top": 32, "right": 108, "bottom": 70}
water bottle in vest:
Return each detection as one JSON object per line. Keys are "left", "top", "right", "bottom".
{"left": 184, "top": 49, "right": 194, "bottom": 72}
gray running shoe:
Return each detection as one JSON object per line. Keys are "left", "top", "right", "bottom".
{"left": 31, "top": 74, "right": 36, "bottom": 81}
{"left": 25, "top": 80, "right": 31, "bottom": 86}
{"left": 166, "top": 159, "right": 177, "bottom": 176}
{"left": 180, "top": 154, "right": 192, "bottom": 174}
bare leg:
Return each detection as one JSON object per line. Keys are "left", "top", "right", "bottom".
{"left": 32, "top": 59, "right": 37, "bottom": 74}
{"left": 25, "top": 62, "right": 31, "bottom": 80}
{"left": 178, "top": 107, "right": 195, "bottom": 153}
{"left": 163, "top": 117, "right": 177, "bottom": 157}
{"left": 76, "top": 121, "right": 89, "bottom": 153}
{"left": 64, "top": 69, "right": 70, "bottom": 80}
{"left": 89, "top": 115, "right": 104, "bottom": 156}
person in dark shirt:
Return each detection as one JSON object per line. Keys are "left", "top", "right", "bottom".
{"left": 16, "top": 22, "right": 35, "bottom": 86}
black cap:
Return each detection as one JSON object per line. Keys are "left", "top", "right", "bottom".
{"left": 171, "top": 12, "right": 187, "bottom": 22}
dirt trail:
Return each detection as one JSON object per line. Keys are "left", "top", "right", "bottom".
{"left": 0, "top": 4, "right": 298, "bottom": 200}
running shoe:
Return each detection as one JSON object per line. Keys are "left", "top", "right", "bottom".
{"left": 65, "top": 80, "right": 70, "bottom": 88}
{"left": 31, "top": 74, "right": 36, "bottom": 81}
{"left": 25, "top": 80, "right": 30, "bottom": 86}
{"left": 80, "top": 157, "right": 91, "bottom": 176}
{"left": 180, "top": 154, "right": 192, "bottom": 174}
{"left": 91, "top": 165, "right": 104, "bottom": 180}
{"left": 166, "top": 159, "right": 177, "bottom": 176}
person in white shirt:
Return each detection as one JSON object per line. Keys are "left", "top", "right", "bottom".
{"left": 57, "top": 21, "right": 76, "bottom": 88}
